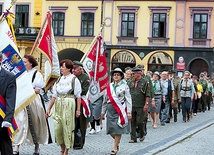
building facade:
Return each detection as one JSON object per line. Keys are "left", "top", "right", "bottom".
{"left": 1, "top": 0, "right": 214, "bottom": 77}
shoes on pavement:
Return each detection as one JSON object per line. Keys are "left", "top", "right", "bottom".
{"left": 129, "top": 140, "right": 137, "bottom": 143}
{"left": 96, "top": 125, "right": 101, "bottom": 133}
{"left": 89, "top": 129, "right": 96, "bottom": 134}
{"left": 139, "top": 136, "right": 145, "bottom": 142}
{"left": 194, "top": 113, "right": 197, "bottom": 116}
{"left": 110, "top": 149, "right": 118, "bottom": 155}
{"left": 174, "top": 118, "right": 177, "bottom": 122}
{"left": 161, "top": 123, "right": 165, "bottom": 126}
{"left": 165, "top": 120, "right": 170, "bottom": 123}
{"left": 182, "top": 120, "right": 186, "bottom": 123}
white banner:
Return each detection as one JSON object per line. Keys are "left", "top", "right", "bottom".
{"left": 0, "top": 19, "right": 36, "bottom": 115}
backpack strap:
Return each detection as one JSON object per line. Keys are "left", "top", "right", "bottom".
{"left": 68, "top": 76, "right": 76, "bottom": 95}
{"left": 32, "top": 70, "right": 38, "bottom": 83}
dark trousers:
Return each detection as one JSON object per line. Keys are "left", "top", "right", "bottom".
{"left": 181, "top": 97, "right": 191, "bottom": 121}
{"left": 200, "top": 93, "right": 206, "bottom": 112}
{"left": 79, "top": 106, "right": 87, "bottom": 148}
{"left": 193, "top": 98, "right": 199, "bottom": 114}
{"left": 0, "top": 117, "right": 13, "bottom": 155}
{"left": 207, "top": 92, "right": 212, "bottom": 110}
{"left": 131, "top": 107, "right": 147, "bottom": 141}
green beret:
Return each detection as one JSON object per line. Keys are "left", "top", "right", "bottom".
{"left": 132, "top": 67, "right": 142, "bottom": 72}
{"left": 73, "top": 61, "right": 83, "bottom": 67}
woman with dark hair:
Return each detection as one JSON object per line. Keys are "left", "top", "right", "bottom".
{"left": 101, "top": 68, "right": 132, "bottom": 155}
{"left": 13, "top": 54, "right": 50, "bottom": 155}
{"left": 46, "top": 59, "right": 82, "bottom": 155}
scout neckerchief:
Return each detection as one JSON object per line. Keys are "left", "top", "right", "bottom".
{"left": 106, "top": 81, "right": 128, "bottom": 128}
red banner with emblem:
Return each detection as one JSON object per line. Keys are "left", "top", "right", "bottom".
{"left": 82, "top": 35, "right": 109, "bottom": 103}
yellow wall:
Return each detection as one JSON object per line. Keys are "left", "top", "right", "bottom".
{"left": 33, "top": 0, "right": 42, "bottom": 27}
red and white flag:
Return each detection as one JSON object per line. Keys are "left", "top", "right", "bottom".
{"left": 35, "top": 11, "right": 60, "bottom": 91}
{"left": 82, "top": 35, "right": 109, "bottom": 103}
{"left": 81, "top": 93, "right": 91, "bottom": 118}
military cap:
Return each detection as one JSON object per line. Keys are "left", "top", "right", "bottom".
{"left": 136, "top": 64, "right": 144, "bottom": 70}
{"left": 111, "top": 68, "right": 124, "bottom": 79}
{"left": 132, "top": 67, "right": 142, "bottom": 72}
{"left": 153, "top": 71, "right": 160, "bottom": 79}
{"left": 168, "top": 69, "right": 176, "bottom": 74}
{"left": 200, "top": 73, "right": 204, "bottom": 77}
{"left": 73, "top": 61, "right": 83, "bottom": 67}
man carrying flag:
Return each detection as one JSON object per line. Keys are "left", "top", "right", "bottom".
{"left": 72, "top": 61, "right": 90, "bottom": 149}
{"left": 82, "top": 33, "right": 108, "bottom": 135}
{"left": 0, "top": 51, "right": 17, "bottom": 155}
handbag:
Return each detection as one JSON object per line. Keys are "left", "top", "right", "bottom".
{"left": 73, "top": 118, "right": 82, "bottom": 149}
{"left": 161, "top": 100, "right": 165, "bottom": 109}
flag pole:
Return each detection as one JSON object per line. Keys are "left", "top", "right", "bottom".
{"left": 0, "top": 0, "right": 17, "bottom": 22}
{"left": 30, "top": 13, "right": 49, "bottom": 55}
{"left": 80, "top": 23, "right": 105, "bottom": 63}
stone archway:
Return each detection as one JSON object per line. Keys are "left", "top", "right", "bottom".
{"left": 189, "top": 59, "right": 208, "bottom": 76}
{"left": 58, "top": 48, "right": 84, "bottom": 62}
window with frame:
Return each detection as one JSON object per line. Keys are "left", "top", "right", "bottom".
{"left": 189, "top": 7, "right": 212, "bottom": 47}
{"left": 81, "top": 12, "right": 94, "bottom": 36}
{"left": 148, "top": 6, "right": 171, "bottom": 46}
{"left": 52, "top": 12, "right": 65, "bottom": 36}
{"left": 0, "top": 5, "right": 2, "bottom": 14}
{"left": 15, "top": 5, "right": 29, "bottom": 27}
{"left": 152, "top": 13, "right": 166, "bottom": 38}
{"left": 121, "top": 13, "right": 135, "bottom": 37}
{"left": 117, "top": 6, "right": 139, "bottom": 45}
{"left": 193, "top": 14, "right": 207, "bottom": 39}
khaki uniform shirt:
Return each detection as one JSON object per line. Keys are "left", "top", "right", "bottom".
{"left": 128, "top": 77, "right": 150, "bottom": 108}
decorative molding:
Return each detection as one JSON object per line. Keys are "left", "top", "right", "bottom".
{"left": 49, "top": 6, "right": 68, "bottom": 11}
{"left": 189, "top": 38, "right": 211, "bottom": 47}
{"left": 148, "top": 6, "right": 171, "bottom": 18}
{"left": 190, "top": 7, "right": 213, "bottom": 19}
{"left": 117, "top": 6, "right": 140, "bottom": 16}
{"left": 117, "top": 36, "right": 138, "bottom": 46}
{"left": 78, "top": 6, "right": 98, "bottom": 12}
{"left": 148, "top": 37, "right": 170, "bottom": 46}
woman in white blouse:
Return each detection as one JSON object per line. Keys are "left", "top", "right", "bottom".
{"left": 46, "top": 59, "right": 82, "bottom": 155}
{"left": 13, "top": 54, "right": 49, "bottom": 155}
{"left": 101, "top": 68, "right": 132, "bottom": 155}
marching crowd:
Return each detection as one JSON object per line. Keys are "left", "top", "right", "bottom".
{"left": 0, "top": 52, "right": 213, "bottom": 155}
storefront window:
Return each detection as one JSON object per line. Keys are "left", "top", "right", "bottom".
{"left": 148, "top": 52, "right": 173, "bottom": 72}
{"left": 111, "top": 50, "right": 136, "bottom": 71}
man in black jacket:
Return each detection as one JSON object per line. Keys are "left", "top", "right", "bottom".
{"left": 0, "top": 51, "right": 17, "bottom": 155}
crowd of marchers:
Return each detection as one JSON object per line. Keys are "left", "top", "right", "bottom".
{"left": 1, "top": 52, "right": 213, "bottom": 155}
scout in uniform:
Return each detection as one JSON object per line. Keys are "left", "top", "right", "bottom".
{"left": 168, "top": 70, "right": 181, "bottom": 122}
{"left": 199, "top": 73, "right": 208, "bottom": 112}
{"left": 72, "top": 61, "right": 90, "bottom": 149}
{"left": 128, "top": 67, "right": 150, "bottom": 143}
{"left": 137, "top": 64, "right": 154, "bottom": 136}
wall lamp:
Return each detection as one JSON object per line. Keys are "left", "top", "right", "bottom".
{"left": 35, "top": 11, "right": 40, "bottom": 16}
